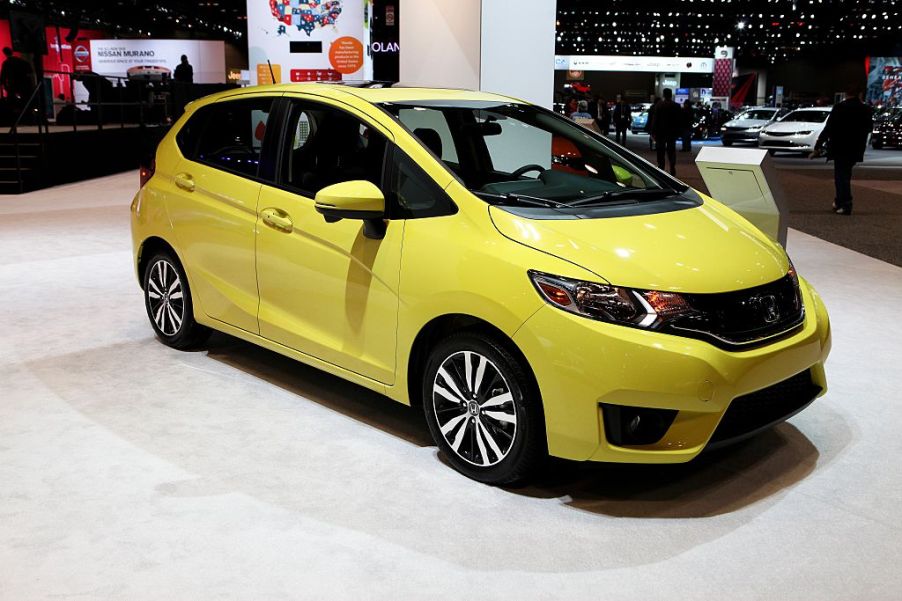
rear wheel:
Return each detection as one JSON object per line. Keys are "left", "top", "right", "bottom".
{"left": 422, "top": 333, "right": 545, "bottom": 485}
{"left": 142, "top": 252, "right": 210, "bottom": 349}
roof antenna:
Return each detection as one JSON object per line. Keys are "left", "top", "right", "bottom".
{"left": 267, "top": 60, "right": 275, "bottom": 84}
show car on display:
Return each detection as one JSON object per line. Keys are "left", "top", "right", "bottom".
{"left": 131, "top": 83, "right": 832, "bottom": 485}
{"left": 757, "top": 107, "right": 832, "bottom": 155}
{"left": 721, "top": 107, "right": 786, "bottom": 146}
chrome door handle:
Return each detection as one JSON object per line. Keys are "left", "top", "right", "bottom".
{"left": 261, "top": 207, "right": 293, "bottom": 233}
{"left": 174, "top": 172, "right": 195, "bottom": 192}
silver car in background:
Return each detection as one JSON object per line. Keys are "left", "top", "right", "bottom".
{"left": 721, "top": 107, "right": 786, "bottom": 146}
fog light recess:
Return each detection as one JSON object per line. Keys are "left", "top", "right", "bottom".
{"left": 601, "top": 404, "right": 678, "bottom": 446}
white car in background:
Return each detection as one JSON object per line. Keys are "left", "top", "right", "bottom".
{"left": 757, "top": 107, "right": 832, "bottom": 155}
{"left": 720, "top": 107, "right": 786, "bottom": 146}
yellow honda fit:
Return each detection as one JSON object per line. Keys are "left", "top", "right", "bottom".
{"left": 131, "top": 83, "right": 831, "bottom": 484}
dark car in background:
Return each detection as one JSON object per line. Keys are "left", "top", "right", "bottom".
{"left": 871, "top": 107, "right": 902, "bottom": 149}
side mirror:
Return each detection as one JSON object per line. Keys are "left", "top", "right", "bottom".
{"left": 314, "top": 180, "right": 387, "bottom": 239}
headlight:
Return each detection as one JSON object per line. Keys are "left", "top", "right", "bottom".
{"left": 721, "top": 126, "right": 727, "bottom": 131}
{"left": 747, "top": 126, "right": 762, "bottom": 132}
{"left": 528, "top": 271, "right": 694, "bottom": 329}
{"left": 795, "top": 130, "right": 812, "bottom": 135}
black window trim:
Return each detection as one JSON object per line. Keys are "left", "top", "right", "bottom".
{"left": 382, "top": 143, "right": 458, "bottom": 220}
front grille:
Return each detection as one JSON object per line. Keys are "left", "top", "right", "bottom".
{"left": 765, "top": 131, "right": 794, "bottom": 137}
{"left": 663, "top": 274, "right": 804, "bottom": 349}
{"left": 707, "top": 369, "right": 822, "bottom": 448}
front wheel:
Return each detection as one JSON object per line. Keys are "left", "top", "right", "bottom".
{"left": 143, "top": 252, "right": 210, "bottom": 349}
{"left": 422, "top": 333, "right": 545, "bottom": 485}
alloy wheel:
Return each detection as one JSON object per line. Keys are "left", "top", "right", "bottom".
{"left": 432, "top": 351, "right": 518, "bottom": 467}
{"left": 146, "top": 259, "right": 185, "bottom": 336}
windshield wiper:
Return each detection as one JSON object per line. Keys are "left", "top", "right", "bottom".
{"left": 567, "top": 188, "right": 678, "bottom": 208}
{"left": 484, "top": 192, "right": 571, "bottom": 209}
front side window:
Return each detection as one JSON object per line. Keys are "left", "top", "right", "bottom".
{"left": 193, "top": 98, "right": 274, "bottom": 177}
{"left": 383, "top": 101, "right": 686, "bottom": 214}
{"left": 281, "top": 100, "right": 387, "bottom": 196}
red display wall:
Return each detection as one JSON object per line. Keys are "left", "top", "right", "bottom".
{"left": 0, "top": 20, "right": 106, "bottom": 100}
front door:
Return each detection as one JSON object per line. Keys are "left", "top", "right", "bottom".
{"left": 255, "top": 98, "right": 402, "bottom": 384}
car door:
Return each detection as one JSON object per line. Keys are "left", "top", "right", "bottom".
{"left": 167, "top": 94, "right": 280, "bottom": 334}
{"left": 254, "top": 97, "right": 403, "bottom": 384}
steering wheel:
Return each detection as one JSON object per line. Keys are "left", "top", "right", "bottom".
{"left": 510, "top": 164, "right": 547, "bottom": 178}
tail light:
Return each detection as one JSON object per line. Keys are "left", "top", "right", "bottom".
{"left": 139, "top": 158, "right": 156, "bottom": 188}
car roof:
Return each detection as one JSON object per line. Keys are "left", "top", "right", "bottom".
{"left": 203, "top": 82, "right": 522, "bottom": 105}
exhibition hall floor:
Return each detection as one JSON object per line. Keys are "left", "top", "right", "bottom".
{"left": 2, "top": 173, "right": 902, "bottom": 600}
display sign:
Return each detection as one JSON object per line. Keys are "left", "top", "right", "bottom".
{"left": 247, "top": 0, "right": 370, "bottom": 85}
{"left": 554, "top": 55, "right": 714, "bottom": 74}
{"left": 866, "top": 57, "right": 902, "bottom": 107}
{"left": 89, "top": 39, "right": 226, "bottom": 83}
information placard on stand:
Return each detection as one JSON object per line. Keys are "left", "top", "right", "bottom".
{"left": 695, "top": 146, "right": 788, "bottom": 247}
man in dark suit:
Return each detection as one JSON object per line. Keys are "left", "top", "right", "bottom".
{"left": 814, "top": 86, "right": 873, "bottom": 215}
{"left": 650, "top": 88, "right": 682, "bottom": 176}
{"left": 612, "top": 94, "right": 631, "bottom": 145}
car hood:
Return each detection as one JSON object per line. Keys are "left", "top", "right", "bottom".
{"left": 764, "top": 120, "right": 825, "bottom": 133}
{"left": 489, "top": 198, "right": 788, "bottom": 293}
{"left": 725, "top": 118, "right": 769, "bottom": 128}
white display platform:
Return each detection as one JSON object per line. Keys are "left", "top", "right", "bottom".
{"left": 2, "top": 173, "right": 900, "bottom": 599}
{"left": 695, "top": 146, "right": 788, "bottom": 247}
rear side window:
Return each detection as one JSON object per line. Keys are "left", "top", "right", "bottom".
{"left": 188, "top": 97, "right": 274, "bottom": 178}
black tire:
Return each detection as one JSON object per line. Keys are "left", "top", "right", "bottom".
{"left": 142, "top": 251, "right": 210, "bottom": 350}
{"left": 422, "top": 332, "right": 545, "bottom": 485}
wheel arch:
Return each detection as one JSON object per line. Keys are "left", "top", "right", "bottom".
{"left": 406, "top": 313, "right": 540, "bottom": 410}
{"left": 136, "top": 236, "right": 181, "bottom": 290}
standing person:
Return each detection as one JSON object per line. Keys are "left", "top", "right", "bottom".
{"left": 650, "top": 88, "right": 681, "bottom": 176}
{"left": 645, "top": 96, "right": 660, "bottom": 149}
{"left": 813, "top": 85, "right": 873, "bottom": 215}
{"left": 0, "top": 47, "right": 34, "bottom": 112}
{"left": 680, "top": 99, "right": 694, "bottom": 152}
{"left": 174, "top": 55, "right": 194, "bottom": 84}
{"left": 612, "top": 94, "right": 631, "bottom": 145}
{"left": 593, "top": 95, "right": 611, "bottom": 137}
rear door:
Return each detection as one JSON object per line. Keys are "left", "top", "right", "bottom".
{"left": 167, "top": 94, "right": 280, "bottom": 333}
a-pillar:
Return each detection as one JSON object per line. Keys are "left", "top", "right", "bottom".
{"left": 399, "top": 0, "right": 556, "bottom": 108}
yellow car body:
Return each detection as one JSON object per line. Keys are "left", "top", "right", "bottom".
{"left": 131, "top": 84, "right": 830, "bottom": 481}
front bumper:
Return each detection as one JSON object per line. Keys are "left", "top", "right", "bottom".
{"left": 758, "top": 133, "right": 818, "bottom": 152}
{"left": 722, "top": 130, "right": 762, "bottom": 143}
{"left": 512, "top": 278, "right": 831, "bottom": 463}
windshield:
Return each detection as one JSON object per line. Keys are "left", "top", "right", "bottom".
{"left": 781, "top": 110, "right": 829, "bottom": 123}
{"left": 381, "top": 101, "right": 677, "bottom": 207}
{"left": 736, "top": 109, "right": 776, "bottom": 121}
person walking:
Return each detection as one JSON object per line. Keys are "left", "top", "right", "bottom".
{"left": 813, "top": 85, "right": 873, "bottom": 215}
{"left": 174, "top": 55, "right": 194, "bottom": 84}
{"left": 650, "top": 88, "right": 681, "bottom": 176}
{"left": 612, "top": 94, "right": 631, "bottom": 145}
{"left": 680, "top": 99, "right": 694, "bottom": 152}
